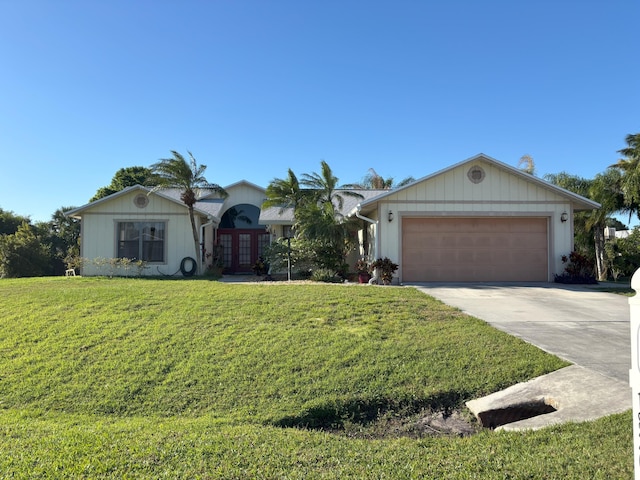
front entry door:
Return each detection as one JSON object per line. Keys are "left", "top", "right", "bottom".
{"left": 218, "top": 229, "right": 271, "bottom": 274}
{"left": 216, "top": 203, "right": 270, "bottom": 274}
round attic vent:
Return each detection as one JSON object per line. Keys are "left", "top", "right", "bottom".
{"left": 467, "top": 165, "right": 486, "bottom": 184}
{"left": 134, "top": 193, "right": 149, "bottom": 208}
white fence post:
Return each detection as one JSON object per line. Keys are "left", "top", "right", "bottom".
{"left": 629, "top": 268, "right": 640, "bottom": 479}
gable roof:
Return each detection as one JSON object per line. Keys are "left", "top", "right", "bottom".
{"left": 66, "top": 155, "right": 600, "bottom": 224}
{"left": 66, "top": 185, "right": 224, "bottom": 219}
{"left": 350, "top": 153, "right": 600, "bottom": 214}
{"left": 222, "top": 179, "right": 266, "bottom": 193}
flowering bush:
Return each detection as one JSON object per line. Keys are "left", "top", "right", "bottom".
{"left": 355, "top": 258, "right": 371, "bottom": 274}
{"left": 371, "top": 257, "right": 399, "bottom": 284}
{"left": 554, "top": 251, "right": 596, "bottom": 284}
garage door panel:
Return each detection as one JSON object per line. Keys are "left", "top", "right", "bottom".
{"left": 514, "top": 233, "right": 545, "bottom": 244}
{"left": 440, "top": 235, "right": 456, "bottom": 247}
{"left": 475, "top": 235, "right": 493, "bottom": 248}
{"left": 494, "top": 236, "right": 510, "bottom": 248}
{"left": 402, "top": 217, "right": 548, "bottom": 282}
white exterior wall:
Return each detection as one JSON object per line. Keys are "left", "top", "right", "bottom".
{"left": 222, "top": 183, "right": 266, "bottom": 210}
{"left": 79, "top": 190, "right": 197, "bottom": 276}
{"left": 375, "top": 161, "right": 576, "bottom": 282}
{"left": 358, "top": 212, "right": 379, "bottom": 260}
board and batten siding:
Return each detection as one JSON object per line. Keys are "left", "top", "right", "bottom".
{"left": 375, "top": 160, "right": 575, "bottom": 282}
{"left": 223, "top": 182, "right": 266, "bottom": 209}
{"left": 79, "top": 190, "right": 197, "bottom": 276}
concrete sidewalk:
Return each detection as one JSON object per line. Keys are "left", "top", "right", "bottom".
{"left": 409, "top": 282, "right": 633, "bottom": 429}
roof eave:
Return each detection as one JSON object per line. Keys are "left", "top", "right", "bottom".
{"left": 64, "top": 185, "right": 212, "bottom": 218}
{"left": 64, "top": 185, "right": 150, "bottom": 218}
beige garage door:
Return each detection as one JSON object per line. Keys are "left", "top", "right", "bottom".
{"left": 402, "top": 217, "right": 548, "bottom": 282}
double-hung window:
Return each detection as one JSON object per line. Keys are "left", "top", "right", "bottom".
{"left": 117, "top": 221, "right": 166, "bottom": 262}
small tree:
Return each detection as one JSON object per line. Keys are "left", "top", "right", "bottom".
{"left": 36, "top": 207, "right": 81, "bottom": 275}
{"left": 262, "top": 237, "right": 314, "bottom": 279}
{"left": 90, "top": 166, "right": 154, "bottom": 201}
{"left": 605, "top": 228, "right": 640, "bottom": 279}
{"left": 264, "top": 161, "right": 363, "bottom": 277}
{"left": 610, "top": 133, "right": 640, "bottom": 220}
{"left": 294, "top": 201, "right": 358, "bottom": 274}
{"left": 0, "top": 222, "right": 51, "bottom": 277}
{"left": 0, "top": 208, "right": 30, "bottom": 236}
{"left": 544, "top": 169, "right": 624, "bottom": 281}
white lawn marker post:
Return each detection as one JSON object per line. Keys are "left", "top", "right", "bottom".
{"left": 629, "top": 268, "right": 640, "bottom": 479}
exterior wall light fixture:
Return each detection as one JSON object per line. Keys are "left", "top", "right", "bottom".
{"left": 388, "top": 210, "right": 394, "bottom": 222}
{"left": 560, "top": 211, "right": 568, "bottom": 223}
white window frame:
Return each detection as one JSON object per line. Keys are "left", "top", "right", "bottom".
{"left": 116, "top": 221, "right": 167, "bottom": 263}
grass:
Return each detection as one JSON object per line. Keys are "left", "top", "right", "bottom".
{"left": 595, "top": 286, "right": 635, "bottom": 296}
{"left": 0, "top": 277, "right": 632, "bottom": 478}
{"left": 591, "top": 278, "right": 635, "bottom": 296}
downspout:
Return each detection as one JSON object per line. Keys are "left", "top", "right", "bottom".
{"left": 355, "top": 204, "right": 380, "bottom": 284}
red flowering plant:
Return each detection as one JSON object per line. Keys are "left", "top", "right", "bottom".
{"left": 554, "top": 251, "right": 596, "bottom": 284}
{"left": 355, "top": 258, "right": 371, "bottom": 274}
{"left": 371, "top": 257, "right": 399, "bottom": 285}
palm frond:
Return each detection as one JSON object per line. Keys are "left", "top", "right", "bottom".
{"left": 149, "top": 151, "right": 227, "bottom": 205}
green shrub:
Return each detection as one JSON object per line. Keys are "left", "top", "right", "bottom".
{"left": 311, "top": 268, "right": 343, "bottom": 283}
{"left": 0, "top": 222, "right": 51, "bottom": 277}
{"left": 605, "top": 228, "right": 640, "bottom": 278}
{"left": 371, "top": 257, "right": 399, "bottom": 284}
{"left": 554, "top": 251, "right": 597, "bottom": 284}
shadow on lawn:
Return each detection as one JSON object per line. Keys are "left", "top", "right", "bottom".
{"left": 272, "top": 391, "right": 480, "bottom": 439}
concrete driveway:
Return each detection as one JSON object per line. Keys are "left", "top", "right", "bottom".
{"left": 408, "top": 282, "right": 634, "bottom": 429}
{"left": 409, "top": 282, "right": 631, "bottom": 382}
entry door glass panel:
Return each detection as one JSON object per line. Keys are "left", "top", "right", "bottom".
{"left": 238, "top": 234, "right": 251, "bottom": 267}
{"left": 219, "top": 234, "right": 232, "bottom": 268}
{"left": 216, "top": 229, "right": 271, "bottom": 273}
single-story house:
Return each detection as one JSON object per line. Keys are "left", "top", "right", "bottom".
{"left": 67, "top": 153, "right": 599, "bottom": 282}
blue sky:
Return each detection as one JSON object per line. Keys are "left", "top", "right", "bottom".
{"left": 1, "top": 0, "right": 638, "bottom": 223}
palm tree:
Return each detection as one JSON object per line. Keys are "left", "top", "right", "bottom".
{"left": 150, "top": 151, "right": 227, "bottom": 275}
{"left": 544, "top": 169, "right": 624, "bottom": 280}
{"left": 297, "top": 161, "right": 364, "bottom": 273}
{"left": 343, "top": 168, "right": 415, "bottom": 189}
{"left": 264, "top": 161, "right": 363, "bottom": 275}
{"left": 618, "top": 133, "right": 640, "bottom": 160}
{"left": 300, "top": 160, "right": 363, "bottom": 217}
{"left": 518, "top": 155, "right": 536, "bottom": 175}
{"left": 50, "top": 206, "right": 81, "bottom": 264}
{"left": 262, "top": 168, "right": 304, "bottom": 212}
{"left": 610, "top": 133, "right": 640, "bottom": 219}
{"left": 588, "top": 169, "right": 625, "bottom": 280}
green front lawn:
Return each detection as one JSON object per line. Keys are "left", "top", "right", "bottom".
{"left": 0, "top": 278, "right": 631, "bottom": 478}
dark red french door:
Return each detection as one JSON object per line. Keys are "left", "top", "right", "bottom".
{"left": 217, "top": 229, "right": 271, "bottom": 273}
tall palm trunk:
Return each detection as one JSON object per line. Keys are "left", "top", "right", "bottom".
{"left": 187, "top": 206, "right": 201, "bottom": 275}
{"left": 594, "top": 227, "right": 606, "bottom": 281}
{"left": 151, "top": 151, "right": 228, "bottom": 277}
